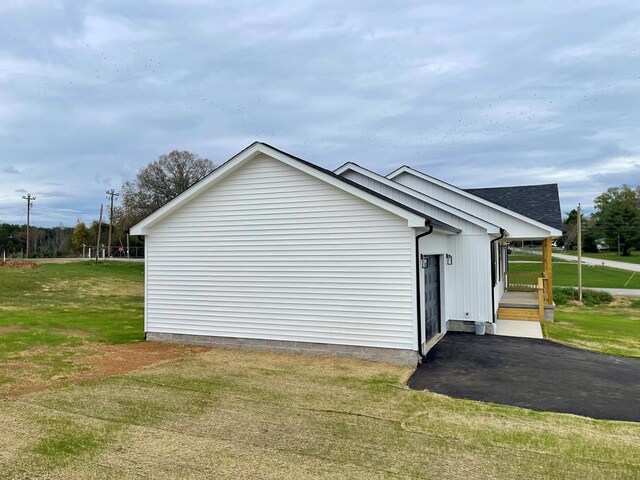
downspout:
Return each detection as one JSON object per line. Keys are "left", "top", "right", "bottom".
{"left": 415, "top": 222, "right": 434, "bottom": 360}
{"left": 490, "top": 228, "right": 506, "bottom": 322}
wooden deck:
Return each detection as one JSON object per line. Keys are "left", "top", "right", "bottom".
{"left": 499, "top": 291, "right": 539, "bottom": 308}
{"left": 498, "top": 291, "right": 542, "bottom": 321}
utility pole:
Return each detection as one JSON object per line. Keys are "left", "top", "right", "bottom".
{"left": 577, "top": 203, "right": 582, "bottom": 302}
{"left": 95, "top": 204, "right": 103, "bottom": 265}
{"left": 22, "top": 194, "right": 36, "bottom": 258}
{"left": 618, "top": 233, "right": 621, "bottom": 257}
{"left": 105, "top": 189, "right": 119, "bottom": 258}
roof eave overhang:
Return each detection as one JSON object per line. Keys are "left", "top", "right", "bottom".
{"left": 131, "top": 143, "right": 439, "bottom": 235}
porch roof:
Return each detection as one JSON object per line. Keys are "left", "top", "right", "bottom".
{"left": 465, "top": 184, "right": 563, "bottom": 232}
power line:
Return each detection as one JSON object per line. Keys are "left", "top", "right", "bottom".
{"left": 95, "top": 204, "right": 103, "bottom": 264}
{"left": 105, "top": 189, "right": 119, "bottom": 258}
{"left": 21, "top": 194, "right": 36, "bottom": 258}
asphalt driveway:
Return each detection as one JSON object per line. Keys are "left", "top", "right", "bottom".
{"left": 408, "top": 333, "right": 640, "bottom": 422}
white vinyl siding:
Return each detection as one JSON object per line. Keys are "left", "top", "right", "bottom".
{"left": 337, "top": 170, "right": 494, "bottom": 326}
{"left": 418, "top": 232, "right": 493, "bottom": 326}
{"left": 145, "top": 154, "right": 416, "bottom": 350}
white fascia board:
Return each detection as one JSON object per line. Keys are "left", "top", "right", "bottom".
{"left": 335, "top": 162, "right": 500, "bottom": 234}
{"left": 387, "top": 166, "right": 562, "bottom": 237}
{"left": 130, "top": 143, "right": 428, "bottom": 235}
{"left": 432, "top": 226, "right": 458, "bottom": 235}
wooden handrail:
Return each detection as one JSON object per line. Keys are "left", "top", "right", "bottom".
{"left": 537, "top": 277, "right": 545, "bottom": 321}
{"left": 506, "top": 271, "right": 542, "bottom": 291}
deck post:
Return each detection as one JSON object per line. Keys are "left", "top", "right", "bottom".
{"left": 542, "top": 237, "right": 553, "bottom": 305}
{"left": 537, "top": 277, "right": 545, "bottom": 321}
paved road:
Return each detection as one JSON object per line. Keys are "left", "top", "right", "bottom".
{"left": 552, "top": 252, "right": 640, "bottom": 272}
{"left": 408, "top": 333, "right": 640, "bottom": 422}
{"left": 4, "top": 257, "right": 144, "bottom": 263}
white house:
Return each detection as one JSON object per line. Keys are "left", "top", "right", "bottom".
{"left": 131, "top": 142, "right": 562, "bottom": 365}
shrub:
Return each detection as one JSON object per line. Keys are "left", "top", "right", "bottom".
{"left": 553, "top": 288, "right": 572, "bottom": 306}
{"left": 584, "top": 289, "right": 615, "bottom": 306}
{"left": 553, "top": 287, "right": 613, "bottom": 306}
{"left": 630, "top": 299, "right": 640, "bottom": 309}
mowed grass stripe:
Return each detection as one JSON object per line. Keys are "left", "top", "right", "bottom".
{"left": 2, "top": 348, "right": 638, "bottom": 479}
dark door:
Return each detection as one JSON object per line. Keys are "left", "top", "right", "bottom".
{"left": 422, "top": 255, "right": 441, "bottom": 341}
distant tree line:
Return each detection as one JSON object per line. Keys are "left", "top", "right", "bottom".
{"left": 0, "top": 223, "right": 74, "bottom": 258}
{"left": 2, "top": 151, "right": 214, "bottom": 259}
{"left": 564, "top": 185, "right": 640, "bottom": 256}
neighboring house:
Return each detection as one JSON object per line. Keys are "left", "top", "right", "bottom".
{"left": 595, "top": 238, "right": 610, "bottom": 251}
{"left": 131, "top": 142, "right": 562, "bottom": 365}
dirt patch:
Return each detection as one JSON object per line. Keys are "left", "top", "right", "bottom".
{"left": 0, "top": 261, "right": 39, "bottom": 269}
{"left": 31, "top": 258, "right": 86, "bottom": 264}
{"left": 73, "top": 342, "right": 209, "bottom": 382}
{"left": 611, "top": 296, "right": 629, "bottom": 306}
{"left": 0, "top": 342, "right": 209, "bottom": 399}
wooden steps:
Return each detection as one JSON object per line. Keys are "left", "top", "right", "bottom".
{"left": 497, "top": 307, "right": 541, "bottom": 321}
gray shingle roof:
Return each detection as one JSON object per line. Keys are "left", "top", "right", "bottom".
{"left": 465, "top": 184, "right": 563, "bottom": 231}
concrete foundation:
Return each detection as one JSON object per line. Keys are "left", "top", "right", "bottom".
{"left": 446, "top": 320, "right": 497, "bottom": 335}
{"left": 146, "top": 332, "right": 419, "bottom": 366}
{"left": 544, "top": 304, "right": 555, "bottom": 322}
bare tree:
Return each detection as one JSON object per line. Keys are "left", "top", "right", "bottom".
{"left": 116, "top": 150, "right": 215, "bottom": 229}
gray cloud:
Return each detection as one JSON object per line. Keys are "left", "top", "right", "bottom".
{"left": 0, "top": 0, "right": 639, "bottom": 226}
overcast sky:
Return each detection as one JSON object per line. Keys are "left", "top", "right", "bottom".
{"left": 1, "top": 0, "right": 639, "bottom": 227}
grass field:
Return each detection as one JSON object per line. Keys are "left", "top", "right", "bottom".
{"left": 1, "top": 261, "right": 639, "bottom": 479}
{"left": 545, "top": 300, "right": 640, "bottom": 358}
{"left": 559, "top": 250, "right": 640, "bottom": 264}
{"left": 508, "top": 259, "right": 640, "bottom": 289}
{"left": 508, "top": 254, "right": 552, "bottom": 262}
{"left": 0, "top": 261, "right": 144, "bottom": 343}
{"left": 0, "top": 261, "right": 202, "bottom": 397}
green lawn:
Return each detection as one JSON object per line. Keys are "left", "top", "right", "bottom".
{"left": 506, "top": 254, "right": 548, "bottom": 262}
{"left": 508, "top": 261, "right": 640, "bottom": 289}
{"left": 1, "top": 261, "right": 639, "bottom": 479}
{"left": 3, "top": 344, "right": 640, "bottom": 479}
{"left": 544, "top": 302, "right": 640, "bottom": 358}
{"left": 0, "top": 261, "right": 144, "bottom": 343}
{"left": 0, "top": 261, "right": 144, "bottom": 390}
{"left": 559, "top": 249, "right": 640, "bottom": 264}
